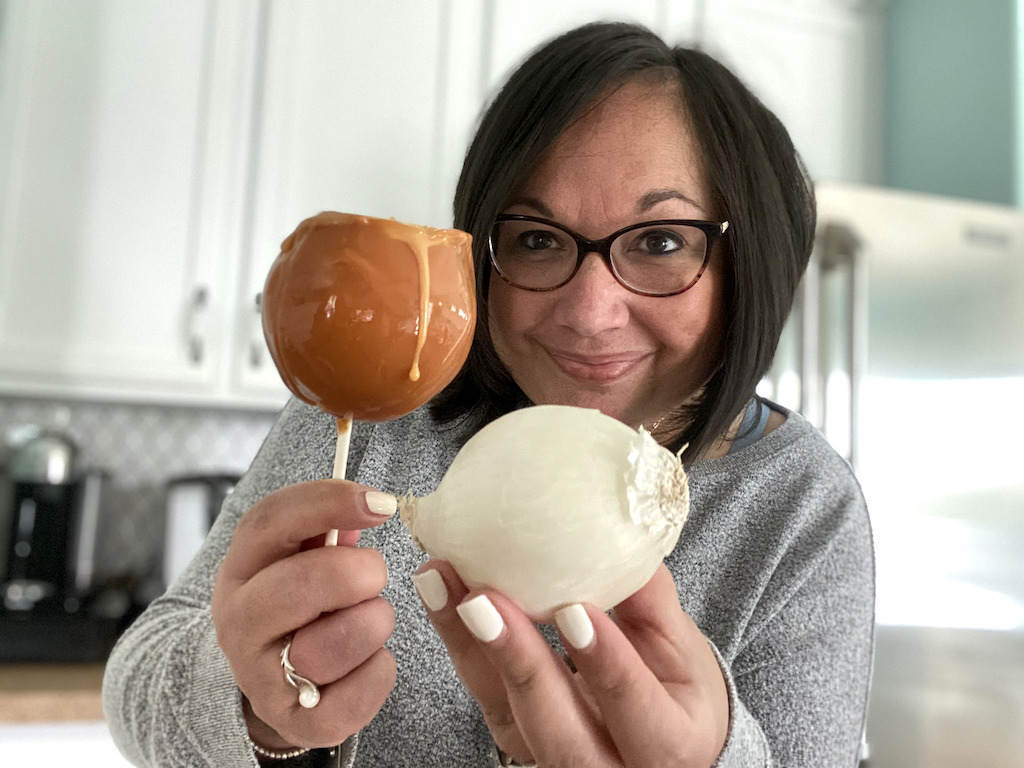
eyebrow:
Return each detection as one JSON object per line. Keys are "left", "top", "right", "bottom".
{"left": 504, "top": 190, "right": 707, "bottom": 219}
{"left": 504, "top": 196, "right": 553, "bottom": 217}
{"left": 636, "top": 189, "right": 706, "bottom": 215}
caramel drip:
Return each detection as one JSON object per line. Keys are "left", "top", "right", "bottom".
{"left": 280, "top": 212, "right": 470, "bottom": 388}
{"left": 380, "top": 219, "right": 440, "bottom": 382}
{"left": 408, "top": 234, "right": 430, "bottom": 382}
{"left": 332, "top": 414, "right": 353, "bottom": 481}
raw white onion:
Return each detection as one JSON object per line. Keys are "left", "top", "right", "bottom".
{"left": 400, "top": 405, "right": 689, "bottom": 622}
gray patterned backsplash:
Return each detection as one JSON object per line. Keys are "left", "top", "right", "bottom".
{"left": 0, "top": 395, "right": 280, "bottom": 583}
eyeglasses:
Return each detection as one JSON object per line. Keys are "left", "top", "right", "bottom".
{"left": 488, "top": 214, "right": 730, "bottom": 297}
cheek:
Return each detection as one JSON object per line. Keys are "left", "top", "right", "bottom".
{"left": 485, "top": 277, "right": 511, "bottom": 353}
{"left": 486, "top": 278, "right": 534, "bottom": 354}
{"left": 693, "top": 276, "right": 727, "bottom": 366}
{"left": 703, "top": 267, "right": 727, "bottom": 342}
{"left": 658, "top": 273, "right": 726, "bottom": 370}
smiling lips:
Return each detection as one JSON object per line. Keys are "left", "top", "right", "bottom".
{"left": 546, "top": 348, "right": 649, "bottom": 383}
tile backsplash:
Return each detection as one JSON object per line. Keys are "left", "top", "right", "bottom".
{"left": 0, "top": 395, "right": 279, "bottom": 583}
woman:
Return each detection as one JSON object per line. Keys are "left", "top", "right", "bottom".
{"left": 103, "top": 22, "right": 873, "bottom": 768}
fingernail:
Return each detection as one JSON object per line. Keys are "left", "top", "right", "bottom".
{"left": 365, "top": 491, "right": 397, "bottom": 517}
{"left": 555, "top": 604, "right": 594, "bottom": 650}
{"left": 456, "top": 595, "right": 504, "bottom": 643}
{"left": 412, "top": 569, "right": 448, "bottom": 612}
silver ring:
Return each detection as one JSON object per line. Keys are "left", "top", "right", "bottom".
{"left": 281, "top": 638, "right": 321, "bottom": 709}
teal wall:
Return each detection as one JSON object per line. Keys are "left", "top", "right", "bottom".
{"left": 885, "top": 0, "right": 1017, "bottom": 205}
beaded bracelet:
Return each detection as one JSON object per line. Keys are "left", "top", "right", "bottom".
{"left": 250, "top": 740, "right": 310, "bottom": 761}
{"left": 496, "top": 746, "right": 538, "bottom": 767}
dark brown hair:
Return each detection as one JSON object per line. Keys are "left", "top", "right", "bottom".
{"left": 431, "top": 22, "right": 815, "bottom": 462}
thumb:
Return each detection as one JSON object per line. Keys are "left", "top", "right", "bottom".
{"left": 611, "top": 564, "right": 703, "bottom": 681}
{"left": 226, "top": 480, "right": 396, "bottom": 580}
{"left": 613, "top": 563, "right": 681, "bottom": 625}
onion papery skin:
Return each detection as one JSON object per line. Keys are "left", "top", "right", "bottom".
{"left": 400, "top": 405, "right": 689, "bottom": 622}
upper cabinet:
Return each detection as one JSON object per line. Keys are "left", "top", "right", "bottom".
{"left": 0, "top": 0, "right": 277, "bottom": 408}
{"left": 481, "top": 0, "right": 665, "bottom": 89}
{"left": 0, "top": 0, "right": 886, "bottom": 410}
{"left": 686, "top": 0, "right": 887, "bottom": 185}
{"left": 475, "top": 0, "right": 887, "bottom": 185}
{"left": 235, "top": 0, "right": 472, "bottom": 397}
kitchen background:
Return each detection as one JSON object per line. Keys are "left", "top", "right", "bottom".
{"left": 1, "top": 0, "right": 1022, "bottom": 766}
{"left": 0, "top": 398, "right": 276, "bottom": 583}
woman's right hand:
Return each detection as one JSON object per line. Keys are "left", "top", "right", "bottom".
{"left": 211, "top": 480, "right": 398, "bottom": 751}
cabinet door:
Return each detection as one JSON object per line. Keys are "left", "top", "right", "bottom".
{"left": 693, "top": 0, "right": 885, "bottom": 184}
{"left": 0, "top": 0, "right": 276, "bottom": 406}
{"left": 0, "top": 1, "right": 218, "bottom": 399}
{"left": 233, "top": 0, "right": 462, "bottom": 398}
{"left": 484, "top": 0, "right": 666, "bottom": 92}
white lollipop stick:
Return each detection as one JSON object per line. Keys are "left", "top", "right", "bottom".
{"left": 324, "top": 413, "right": 353, "bottom": 547}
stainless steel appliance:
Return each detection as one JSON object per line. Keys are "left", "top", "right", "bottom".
{"left": 0, "top": 430, "right": 120, "bottom": 661}
{"left": 763, "top": 182, "right": 1024, "bottom": 766}
{"left": 2, "top": 431, "right": 104, "bottom": 612}
{"left": 162, "top": 473, "right": 239, "bottom": 589}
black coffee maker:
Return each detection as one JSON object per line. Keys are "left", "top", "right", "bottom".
{"left": 0, "top": 431, "right": 118, "bottom": 661}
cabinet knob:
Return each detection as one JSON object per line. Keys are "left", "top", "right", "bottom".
{"left": 188, "top": 286, "right": 209, "bottom": 365}
{"left": 250, "top": 292, "right": 264, "bottom": 368}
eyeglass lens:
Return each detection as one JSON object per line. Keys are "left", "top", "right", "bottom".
{"left": 489, "top": 219, "right": 710, "bottom": 294}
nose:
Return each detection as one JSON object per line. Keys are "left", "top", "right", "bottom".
{"left": 550, "top": 252, "right": 630, "bottom": 336}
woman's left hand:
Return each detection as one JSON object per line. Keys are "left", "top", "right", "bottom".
{"left": 414, "top": 562, "right": 730, "bottom": 767}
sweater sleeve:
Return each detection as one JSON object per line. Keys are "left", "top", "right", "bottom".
{"left": 102, "top": 399, "right": 344, "bottom": 767}
{"left": 102, "top": 593, "right": 258, "bottom": 767}
{"left": 714, "top": 496, "right": 875, "bottom": 768}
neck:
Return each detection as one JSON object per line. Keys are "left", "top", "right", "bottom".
{"left": 645, "top": 404, "right": 750, "bottom": 459}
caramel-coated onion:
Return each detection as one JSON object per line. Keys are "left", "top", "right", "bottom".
{"left": 262, "top": 212, "right": 475, "bottom": 421}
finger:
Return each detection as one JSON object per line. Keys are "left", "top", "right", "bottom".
{"left": 556, "top": 569, "right": 729, "bottom": 766}
{"left": 455, "top": 589, "right": 613, "bottom": 766}
{"left": 227, "top": 596, "right": 396, "bottom": 751}
{"left": 307, "top": 647, "right": 397, "bottom": 741}
{"left": 289, "top": 596, "right": 396, "bottom": 685}
{"left": 555, "top": 603, "right": 693, "bottom": 765}
{"left": 224, "top": 480, "right": 397, "bottom": 581}
{"left": 411, "top": 565, "right": 507, "bottom": 715}
{"left": 619, "top": 569, "right": 731, "bottom": 760}
{"left": 229, "top": 545, "right": 389, "bottom": 639}
{"left": 612, "top": 565, "right": 704, "bottom": 682}
{"left": 253, "top": 645, "right": 398, "bottom": 749}
{"left": 413, "top": 564, "right": 529, "bottom": 758}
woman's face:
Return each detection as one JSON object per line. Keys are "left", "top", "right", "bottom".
{"left": 487, "top": 79, "right": 726, "bottom": 431}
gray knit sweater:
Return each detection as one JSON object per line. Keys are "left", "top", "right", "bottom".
{"left": 103, "top": 398, "right": 874, "bottom": 768}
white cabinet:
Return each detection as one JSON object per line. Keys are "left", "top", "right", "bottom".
{"left": 682, "top": 0, "right": 887, "bottom": 185}
{"left": 0, "top": 0, "right": 885, "bottom": 410}
{"left": 0, "top": 0, "right": 491, "bottom": 410}
{"left": 235, "top": 0, "right": 475, "bottom": 396}
{"left": 0, "top": 0, "right": 218, "bottom": 400}
{"left": 471, "top": 0, "right": 886, "bottom": 186}
{"left": 482, "top": 0, "right": 665, "bottom": 90}
{"left": 0, "top": 0, "right": 283, "bottom": 409}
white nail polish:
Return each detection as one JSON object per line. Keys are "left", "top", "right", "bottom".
{"left": 555, "top": 604, "right": 594, "bottom": 650}
{"left": 365, "top": 491, "right": 397, "bottom": 517}
{"left": 412, "top": 569, "right": 449, "bottom": 612}
{"left": 456, "top": 595, "right": 504, "bottom": 643}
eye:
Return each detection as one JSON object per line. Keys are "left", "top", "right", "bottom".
{"left": 634, "top": 229, "right": 685, "bottom": 256}
{"left": 517, "top": 230, "right": 561, "bottom": 251}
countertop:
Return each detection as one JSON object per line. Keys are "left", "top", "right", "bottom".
{"left": 0, "top": 663, "right": 105, "bottom": 722}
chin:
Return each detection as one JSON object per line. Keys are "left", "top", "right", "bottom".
{"left": 528, "top": 389, "right": 642, "bottom": 426}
